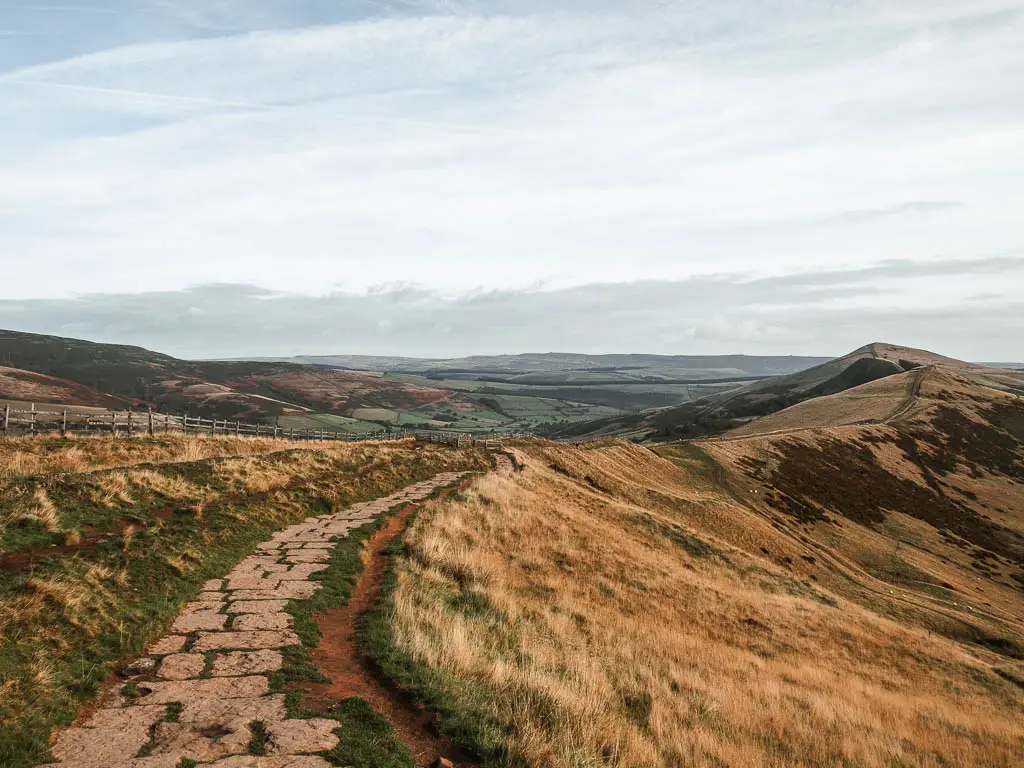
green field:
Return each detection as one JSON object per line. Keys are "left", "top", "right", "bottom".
{"left": 276, "top": 412, "right": 383, "bottom": 435}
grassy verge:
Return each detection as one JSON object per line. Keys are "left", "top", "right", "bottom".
{"left": 359, "top": 498, "right": 516, "bottom": 767}
{"left": 0, "top": 441, "right": 488, "bottom": 767}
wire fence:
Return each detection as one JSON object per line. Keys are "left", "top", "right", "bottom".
{"left": 1, "top": 402, "right": 526, "bottom": 448}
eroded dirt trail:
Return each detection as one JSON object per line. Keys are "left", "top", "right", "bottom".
{"left": 37, "top": 471, "right": 469, "bottom": 768}
{"left": 301, "top": 485, "right": 470, "bottom": 767}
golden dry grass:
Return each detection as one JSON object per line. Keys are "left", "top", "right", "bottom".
{"left": 389, "top": 443, "right": 1024, "bottom": 767}
{"left": 0, "top": 433, "right": 311, "bottom": 478}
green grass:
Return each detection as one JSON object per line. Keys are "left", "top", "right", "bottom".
{"left": 324, "top": 698, "right": 417, "bottom": 768}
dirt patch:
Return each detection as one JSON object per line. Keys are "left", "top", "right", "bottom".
{"left": 300, "top": 486, "right": 474, "bottom": 767}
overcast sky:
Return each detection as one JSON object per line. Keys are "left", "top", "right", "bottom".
{"left": 1, "top": 1, "right": 1022, "bottom": 360}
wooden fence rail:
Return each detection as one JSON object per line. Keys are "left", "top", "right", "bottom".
{"left": 0, "top": 402, "right": 527, "bottom": 447}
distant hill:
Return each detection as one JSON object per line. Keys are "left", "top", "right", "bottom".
{"left": 554, "top": 342, "right": 1024, "bottom": 441}
{"left": 0, "top": 329, "right": 454, "bottom": 422}
{"left": 235, "top": 351, "right": 832, "bottom": 379}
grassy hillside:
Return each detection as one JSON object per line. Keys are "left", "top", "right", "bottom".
{"left": 362, "top": 378, "right": 1023, "bottom": 765}
{"left": 0, "top": 432, "right": 490, "bottom": 765}
{"left": 556, "top": 342, "right": 1024, "bottom": 441}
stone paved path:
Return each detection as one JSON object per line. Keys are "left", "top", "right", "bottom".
{"left": 42, "top": 472, "right": 468, "bottom": 768}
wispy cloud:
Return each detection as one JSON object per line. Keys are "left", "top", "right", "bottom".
{"left": 0, "top": 0, "right": 1022, "bottom": 357}
{"left": 1, "top": 256, "right": 1021, "bottom": 359}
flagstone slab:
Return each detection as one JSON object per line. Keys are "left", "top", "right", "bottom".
{"left": 211, "top": 650, "right": 283, "bottom": 677}
{"left": 137, "top": 675, "right": 268, "bottom": 704}
{"left": 193, "top": 630, "right": 300, "bottom": 652}
{"left": 233, "top": 612, "right": 292, "bottom": 631}
{"left": 267, "top": 718, "right": 340, "bottom": 754}
{"left": 172, "top": 607, "right": 227, "bottom": 633}
{"left": 229, "top": 582, "right": 320, "bottom": 600}
{"left": 208, "top": 757, "right": 334, "bottom": 768}
{"left": 227, "top": 599, "right": 289, "bottom": 614}
{"left": 148, "top": 635, "right": 188, "bottom": 656}
{"left": 158, "top": 653, "right": 207, "bottom": 681}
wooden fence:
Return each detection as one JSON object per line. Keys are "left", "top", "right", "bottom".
{"left": 0, "top": 402, "right": 526, "bottom": 448}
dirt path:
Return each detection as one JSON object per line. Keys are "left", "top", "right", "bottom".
{"left": 301, "top": 483, "right": 473, "bottom": 767}
{"left": 884, "top": 366, "right": 929, "bottom": 424}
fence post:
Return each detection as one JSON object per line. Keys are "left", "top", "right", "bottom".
{"left": 3, "top": 404, "right": 9, "bottom": 436}
{"left": 62, "top": 409, "right": 67, "bottom": 437}
{"left": 29, "top": 403, "right": 36, "bottom": 434}
{"left": 148, "top": 409, "right": 154, "bottom": 437}
{"left": 274, "top": 417, "right": 280, "bottom": 440}
{"left": 111, "top": 409, "right": 117, "bottom": 435}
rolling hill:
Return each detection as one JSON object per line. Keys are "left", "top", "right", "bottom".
{"left": 371, "top": 367, "right": 1024, "bottom": 765}
{"left": 556, "top": 342, "right": 1024, "bottom": 441}
{"left": 0, "top": 330, "right": 835, "bottom": 433}
{"left": 0, "top": 329, "right": 459, "bottom": 425}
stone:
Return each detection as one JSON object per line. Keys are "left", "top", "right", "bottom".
{"left": 158, "top": 653, "right": 207, "bottom": 680}
{"left": 266, "top": 718, "right": 340, "bottom": 754}
{"left": 135, "top": 675, "right": 269, "bottom": 704}
{"left": 226, "top": 576, "right": 281, "bottom": 591}
{"left": 226, "top": 599, "right": 288, "bottom": 614}
{"left": 51, "top": 725, "right": 153, "bottom": 763}
{"left": 230, "top": 581, "right": 319, "bottom": 600}
{"left": 283, "top": 550, "right": 331, "bottom": 563}
{"left": 196, "top": 591, "right": 227, "bottom": 603}
{"left": 202, "top": 579, "right": 224, "bottom": 591}
{"left": 82, "top": 704, "right": 168, "bottom": 730}
{"left": 172, "top": 607, "right": 227, "bottom": 633}
{"left": 233, "top": 612, "right": 292, "bottom": 631}
{"left": 55, "top": 757, "right": 181, "bottom": 768}
{"left": 207, "top": 757, "right": 334, "bottom": 768}
{"left": 179, "top": 693, "right": 287, "bottom": 725}
{"left": 150, "top": 719, "right": 252, "bottom": 762}
{"left": 147, "top": 635, "right": 188, "bottom": 655}
{"left": 117, "top": 657, "right": 158, "bottom": 677}
{"left": 211, "top": 650, "right": 283, "bottom": 677}
{"left": 278, "top": 564, "right": 328, "bottom": 581}
{"left": 430, "top": 759, "right": 455, "bottom": 768}
{"left": 193, "top": 630, "right": 301, "bottom": 652}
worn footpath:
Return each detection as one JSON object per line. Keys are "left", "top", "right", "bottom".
{"left": 39, "top": 471, "right": 468, "bottom": 768}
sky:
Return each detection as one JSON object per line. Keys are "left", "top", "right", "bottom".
{"left": 0, "top": 0, "right": 1022, "bottom": 360}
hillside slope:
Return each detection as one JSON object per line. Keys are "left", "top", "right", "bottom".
{"left": 0, "top": 329, "right": 460, "bottom": 422}
{"left": 556, "top": 342, "right": 1024, "bottom": 441}
{"left": 369, "top": 398, "right": 1024, "bottom": 765}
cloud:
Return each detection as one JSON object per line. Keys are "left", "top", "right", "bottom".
{"left": 1, "top": 255, "right": 1021, "bottom": 360}
{"left": 0, "top": 0, "right": 1022, "bottom": 361}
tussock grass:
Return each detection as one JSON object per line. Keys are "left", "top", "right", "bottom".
{"left": 0, "top": 433, "right": 312, "bottom": 479}
{"left": 0, "top": 434, "right": 489, "bottom": 768}
{"left": 379, "top": 443, "right": 1024, "bottom": 767}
